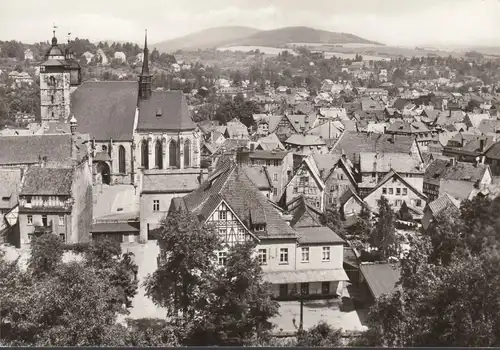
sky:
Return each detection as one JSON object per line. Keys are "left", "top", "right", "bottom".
{"left": 1, "top": 0, "right": 499, "bottom": 47}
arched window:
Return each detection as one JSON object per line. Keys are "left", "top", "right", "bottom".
{"left": 155, "top": 141, "right": 163, "bottom": 169}
{"left": 141, "top": 139, "right": 149, "bottom": 169}
{"left": 184, "top": 140, "right": 191, "bottom": 167}
{"left": 118, "top": 146, "right": 126, "bottom": 174}
{"left": 51, "top": 95, "right": 54, "bottom": 104}
{"left": 169, "top": 140, "right": 177, "bottom": 168}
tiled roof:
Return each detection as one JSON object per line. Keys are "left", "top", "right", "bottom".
{"left": 365, "top": 169, "right": 426, "bottom": 202}
{"left": 297, "top": 226, "right": 344, "bottom": 244}
{"left": 428, "top": 193, "right": 461, "bottom": 216}
{"left": 225, "top": 119, "right": 249, "bottom": 139}
{"left": 306, "top": 120, "right": 344, "bottom": 139}
{"left": 256, "top": 133, "right": 284, "bottom": 150}
{"left": 181, "top": 160, "right": 297, "bottom": 239}
{"left": 331, "top": 131, "right": 416, "bottom": 164}
{"left": 486, "top": 142, "right": 500, "bottom": 160}
{"left": 0, "top": 169, "right": 22, "bottom": 209}
{"left": 138, "top": 90, "right": 196, "bottom": 132}
{"left": 287, "top": 195, "right": 322, "bottom": 228}
{"left": 241, "top": 166, "right": 272, "bottom": 190}
{"left": 311, "top": 153, "right": 342, "bottom": 179}
{"left": 20, "top": 168, "right": 74, "bottom": 196}
{"left": 0, "top": 134, "right": 72, "bottom": 166}
{"left": 71, "top": 81, "right": 137, "bottom": 141}
{"left": 285, "top": 134, "right": 326, "bottom": 146}
{"left": 361, "top": 98, "right": 384, "bottom": 112}
{"left": 425, "top": 159, "right": 489, "bottom": 184}
{"left": 249, "top": 150, "right": 288, "bottom": 160}
{"left": 268, "top": 115, "right": 283, "bottom": 133}
{"left": 359, "top": 152, "right": 423, "bottom": 174}
{"left": 142, "top": 170, "right": 203, "bottom": 193}
{"left": 360, "top": 263, "right": 401, "bottom": 298}
{"left": 90, "top": 221, "right": 140, "bottom": 233}
{"left": 467, "top": 113, "right": 491, "bottom": 129}
{"left": 387, "top": 120, "right": 430, "bottom": 134}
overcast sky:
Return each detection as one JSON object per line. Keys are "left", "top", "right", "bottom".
{"left": 1, "top": 0, "right": 499, "bottom": 47}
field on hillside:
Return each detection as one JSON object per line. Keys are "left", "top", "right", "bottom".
{"left": 217, "top": 46, "right": 298, "bottom": 56}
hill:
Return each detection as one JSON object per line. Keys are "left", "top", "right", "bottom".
{"left": 152, "top": 26, "right": 261, "bottom": 53}
{"left": 232, "top": 26, "right": 382, "bottom": 47}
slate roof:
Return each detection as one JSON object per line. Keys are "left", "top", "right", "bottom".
{"left": 20, "top": 168, "right": 74, "bottom": 196}
{"left": 256, "top": 133, "right": 284, "bottom": 151}
{"left": 387, "top": 120, "right": 430, "bottom": 134}
{"left": 181, "top": 160, "right": 298, "bottom": 239}
{"left": 0, "top": 169, "right": 22, "bottom": 210}
{"left": 427, "top": 193, "right": 461, "bottom": 216}
{"left": 331, "top": 131, "right": 416, "bottom": 164}
{"left": 249, "top": 150, "right": 288, "bottom": 160}
{"left": 0, "top": 134, "right": 72, "bottom": 166}
{"left": 142, "top": 171, "right": 202, "bottom": 193}
{"left": 225, "top": 119, "right": 249, "bottom": 139}
{"left": 311, "top": 153, "right": 342, "bottom": 180}
{"left": 138, "top": 90, "right": 196, "bottom": 132}
{"left": 287, "top": 195, "right": 322, "bottom": 228}
{"left": 296, "top": 226, "right": 345, "bottom": 244}
{"left": 307, "top": 120, "right": 344, "bottom": 139}
{"left": 360, "top": 263, "right": 401, "bottom": 298}
{"left": 71, "top": 81, "right": 138, "bottom": 141}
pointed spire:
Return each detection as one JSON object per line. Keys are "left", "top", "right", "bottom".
{"left": 141, "top": 29, "right": 150, "bottom": 77}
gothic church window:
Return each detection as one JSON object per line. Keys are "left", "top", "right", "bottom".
{"left": 51, "top": 95, "right": 54, "bottom": 104}
{"left": 141, "top": 140, "right": 149, "bottom": 169}
{"left": 155, "top": 141, "right": 163, "bottom": 169}
{"left": 118, "top": 146, "right": 126, "bottom": 174}
{"left": 169, "top": 140, "right": 177, "bottom": 168}
{"left": 184, "top": 140, "right": 191, "bottom": 167}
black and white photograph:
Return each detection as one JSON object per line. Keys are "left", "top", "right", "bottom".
{"left": 1, "top": 0, "right": 500, "bottom": 347}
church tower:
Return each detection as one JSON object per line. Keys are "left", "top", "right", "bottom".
{"left": 138, "top": 30, "right": 152, "bottom": 101}
{"left": 39, "top": 28, "right": 71, "bottom": 127}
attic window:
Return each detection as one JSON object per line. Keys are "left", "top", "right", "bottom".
{"left": 255, "top": 224, "right": 266, "bottom": 232}
{"left": 2, "top": 196, "right": 10, "bottom": 201}
{"left": 156, "top": 107, "right": 163, "bottom": 117}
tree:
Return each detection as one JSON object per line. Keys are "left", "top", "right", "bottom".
{"left": 143, "top": 210, "right": 220, "bottom": 322}
{"left": 320, "top": 204, "right": 345, "bottom": 238}
{"left": 371, "top": 196, "right": 398, "bottom": 258}
{"left": 296, "top": 321, "right": 343, "bottom": 347}
{"left": 189, "top": 241, "right": 279, "bottom": 346}
{"left": 27, "top": 233, "right": 64, "bottom": 277}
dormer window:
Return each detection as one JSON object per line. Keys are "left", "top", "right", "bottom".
{"left": 26, "top": 197, "right": 32, "bottom": 204}
{"left": 156, "top": 107, "right": 163, "bottom": 117}
{"left": 255, "top": 224, "right": 266, "bottom": 232}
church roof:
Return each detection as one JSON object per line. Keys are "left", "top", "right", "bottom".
{"left": 137, "top": 90, "right": 196, "bottom": 132}
{"left": 71, "top": 81, "right": 138, "bottom": 141}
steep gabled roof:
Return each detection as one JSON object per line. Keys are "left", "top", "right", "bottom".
{"left": 71, "top": 81, "right": 137, "bottom": 141}
{"left": 427, "top": 193, "right": 461, "bottom": 216}
{"left": 181, "top": 160, "right": 297, "bottom": 239}
{"left": 21, "top": 168, "right": 74, "bottom": 196}
{"left": 287, "top": 195, "right": 323, "bottom": 228}
{"left": 137, "top": 90, "right": 196, "bottom": 131}
{"left": 364, "top": 169, "right": 427, "bottom": 202}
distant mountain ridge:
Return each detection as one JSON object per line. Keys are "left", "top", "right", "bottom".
{"left": 152, "top": 26, "right": 261, "bottom": 53}
{"left": 152, "top": 26, "right": 381, "bottom": 53}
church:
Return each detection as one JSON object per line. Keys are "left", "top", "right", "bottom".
{"left": 39, "top": 30, "right": 201, "bottom": 186}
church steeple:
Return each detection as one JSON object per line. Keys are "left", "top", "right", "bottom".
{"left": 138, "top": 30, "right": 152, "bottom": 101}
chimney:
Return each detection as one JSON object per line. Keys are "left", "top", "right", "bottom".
{"left": 479, "top": 137, "right": 486, "bottom": 153}
{"left": 197, "top": 169, "right": 205, "bottom": 184}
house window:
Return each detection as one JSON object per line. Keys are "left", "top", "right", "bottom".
{"left": 322, "top": 247, "right": 331, "bottom": 261}
{"left": 258, "top": 249, "right": 267, "bottom": 265}
{"left": 301, "top": 247, "right": 309, "bottom": 262}
{"left": 58, "top": 215, "right": 64, "bottom": 226}
{"left": 293, "top": 187, "right": 298, "bottom": 194}
{"left": 402, "top": 188, "right": 408, "bottom": 195}
{"left": 219, "top": 228, "right": 226, "bottom": 237}
{"left": 388, "top": 188, "right": 394, "bottom": 195}
{"left": 42, "top": 215, "right": 48, "bottom": 227}
{"left": 27, "top": 215, "right": 33, "bottom": 226}
{"left": 371, "top": 172, "right": 376, "bottom": 179}
{"left": 382, "top": 188, "right": 387, "bottom": 195}
{"left": 255, "top": 224, "right": 265, "bottom": 232}
{"left": 396, "top": 188, "right": 401, "bottom": 195}
{"left": 273, "top": 173, "right": 278, "bottom": 181}
{"left": 59, "top": 234, "right": 65, "bottom": 242}
{"left": 279, "top": 248, "right": 289, "bottom": 264}
{"left": 219, "top": 210, "right": 227, "bottom": 220}
{"left": 118, "top": 146, "right": 126, "bottom": 174}
{"left": 416, "top": 199, "right": 422, "bottom": 207}
{"left": 300, "top": 176, "right": 309, "bottom": 183}
{"left": 26, "top": 197, "right": 32, "bottom": 204}
{"left": 396, "top": 199, "right": 402, "bottom": 206}
{"left": 217, "top": 251, "right": 227, "bottom": 266}
{"left": 300, "top": 283, "right": 309, "bottom": 296}
{"left": 322, "top": 282, "right": 330, "bottom": 295}
{"left": 273, "top": 188, "right": 277, "bottom": 196}
{"left": 153, "top": 200, "right": 160, "bottom": 211}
